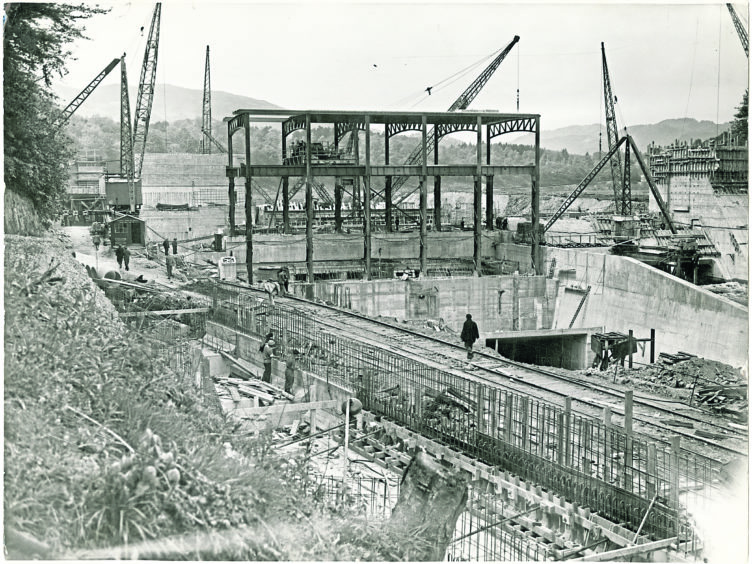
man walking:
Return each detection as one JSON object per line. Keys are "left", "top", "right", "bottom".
{"left": 166, "top": 254, "right": 175, "bottom": 279}
{"left": 122, "top": 246, "right": 131, "bottom": 271}
{"left": 162, "top": 239, "right": 170, "bottom": 255}
{"left": 116, "top": 245, "right": 124, "bottom": 269}
{"left": 172, "top": 237, "right": 178, "bottom": 254}
{"left": 262, "top": 338, "right": 275, "bottom": 383}
{"left": 460, "top": 313, "right": 480, "bottom": 360}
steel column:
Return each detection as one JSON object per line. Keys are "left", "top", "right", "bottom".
{"left": 385, "top": 124, "right": 392, "bottom": 232}
{"left": 281, "top": 125, "right": 290, "bottom": 233}
{"left": 474, "top": 116, "right": 482, "bottom": 275}
{"left": 486, "top": 126, "right": 493, "bottom": 229}
{"left": 532, "top": 116, "right": 542, "bottom": 274}
{"left": 364, "top": 115, "right": 372, "bottom": 280}
{"left": 419, "top": 116, "right": 428, "bottom": 275}
{"left": 434, "top": 131, "right": 442, "bottom": 231}
{"left": 244, "top": 114, "right": 253, "bottom": 283}
{"left": 306, "top": 114, "right": 314, "bottom": 282}
{"left": 227, "top": 126, "right": 235, "bottom": 233}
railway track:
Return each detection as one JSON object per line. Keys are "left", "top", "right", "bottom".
{"left": 212, "top": 281, "right": 747, "bottom": 463}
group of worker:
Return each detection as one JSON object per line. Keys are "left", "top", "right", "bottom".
{"left": 115, "top": 245, "right": 131, "bottom": 271}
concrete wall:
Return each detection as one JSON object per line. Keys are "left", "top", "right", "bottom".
{"left": 301, "top": 274, "right": 557, "bottom": 335}
{"left": 547, "top": 248, "right": 748, "bottom": 368}
{"left": 222, "top": 230, "right": 498, "bottom": 266}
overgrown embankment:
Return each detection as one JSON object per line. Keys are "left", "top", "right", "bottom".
{"left": 4, "top": 232, "right": 422, "bottom": 560}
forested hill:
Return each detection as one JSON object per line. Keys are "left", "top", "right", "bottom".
{"left": 65, "top": 115, "right": 647, "bottom": 190}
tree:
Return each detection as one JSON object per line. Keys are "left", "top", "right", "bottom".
{"left": 4, "top": 3, "right": 107, "bottom": 217}
{"left": 731, "top": 89, "right": 748, "bottom": 143}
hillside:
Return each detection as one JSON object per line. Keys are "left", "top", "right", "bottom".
{"left": 54, "top": 83, "right": 278, "bottom": 121}
{"left": 515, "top": 118, "right": 731, "bottom": 155}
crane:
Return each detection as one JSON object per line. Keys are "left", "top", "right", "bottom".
{"left": 601, "top": 42, "right": 629, "bottom": 215}
{"left": 389, "top": 35, "right": 521, "bottom": 204}
{"left": 119, "top": 55, "right": 136, "bottom": 211}
{"left": 201, "top": 45, "right": 227, "bottom": 153}
{"left": 53, "top": 58, "right": 119, "bottom": 131}
{"left": 132, "top": 2, "right": 161, "bottom": 180}
{"left": 543, "top": 135, "right": 676, "bottom": 235}
{"left": 727, "top": 3, "right": 749, "bottom": 57}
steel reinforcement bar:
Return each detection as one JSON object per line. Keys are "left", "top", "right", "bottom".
{"left": 208, "top": 292, "right": 708, "bottom": 546}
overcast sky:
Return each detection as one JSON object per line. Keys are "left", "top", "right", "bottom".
{"left": 53, "top": 1, "right": 749, "bottom": 130}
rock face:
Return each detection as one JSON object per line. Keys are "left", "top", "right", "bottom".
{"left": 4, "top": 189, "right": 47, "bottom": 236}
{"left": 389, "top": 450, "right": 468, "bottom": 561}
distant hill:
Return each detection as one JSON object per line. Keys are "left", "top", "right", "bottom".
{"left": 512, "top": 118, "right": 731, "bottom": 155}
{"left": 54, "top": 83, "right": 278, "bottom": 121}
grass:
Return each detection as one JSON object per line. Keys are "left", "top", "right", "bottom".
{"left": 4, "top": 233, "right": 427, "bottom": 560}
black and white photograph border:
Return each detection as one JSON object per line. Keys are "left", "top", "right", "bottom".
{"left": 3, "top": 0, "right": 749, "bottom": 562}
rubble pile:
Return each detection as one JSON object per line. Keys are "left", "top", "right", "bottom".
{"left": 701, "top": 281, "right": 748, "bottom": 306}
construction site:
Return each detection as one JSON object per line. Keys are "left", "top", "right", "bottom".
{"left": 4, "top": 2, "right": 749, "bottom": 562}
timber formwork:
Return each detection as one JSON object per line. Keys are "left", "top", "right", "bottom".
{"left": 225, "top": 109, "right": 543, "bottom": 282}
{"left": 207, "top": 287, "right": 713, "bottom": 557}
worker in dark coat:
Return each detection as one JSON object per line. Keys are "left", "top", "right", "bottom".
{"left": 115, "top": 245, "right": 124, "bottom": 269}
{"left": 122, "top": 246, "right": 131, "bottom": 271}
{"left": 162, "top": 239, "right": 170, "bottom": 255}
{"left": 262, "top": 339, "right": 275, "bottom": 383}
{"left": 166, "top": 254, "right": 175, "bottom": 279}
{"left": 172, "top": 237, "right": 178, "bottom": 254}
{"left": 460, "top": 313, "right": 480, "bottom": 360}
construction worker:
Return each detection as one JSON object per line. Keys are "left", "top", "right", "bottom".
{"left": 460, "top": 313, "right": 480, "bottom": 360}
{"left": 166, "top": 254, "right": 175, "bottom": 279}
{"left": 122, "top": 246, "right": 131, "bottom": 271}
{"left": 162, "top": 239, "right": 170, "bottom": 255}
{"left": 172, "top": 237, "right": 178, "bottom": 254}
{"left": 92, "top": 234, "right": 101, "bottom": 251}
{"left": 262, "top": 338, "right": 275, "bottom": 383}
{"left": 277, "top": 267, "right": 290, "bottom": 295}
{"left": 116, "top": 245, "right": 124, "bottom": 269}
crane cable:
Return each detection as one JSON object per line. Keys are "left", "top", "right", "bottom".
{"left": 716, "top": 4, "right": 723, "bottom": 140}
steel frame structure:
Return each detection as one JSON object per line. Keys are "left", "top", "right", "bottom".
{"left": 225, "top": 108, "right": 542, "bottom": 284}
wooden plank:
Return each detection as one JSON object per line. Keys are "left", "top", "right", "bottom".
{"left": 573, "top": 537, "right": 677, "bottom": 561}
{"left": 220, "top": 352, "right": 294, "bottom": 400}
{"left": 237, "top": 385, "right": 274, "bottom": 403}
{"left": 227, "top": 387, "right": 241, "bottom": 402}
{"left": 234, "top": 399, "right": 338, "bottom": 417}
{"left": 119, "top": 308, "right": 210, "bottom": 318}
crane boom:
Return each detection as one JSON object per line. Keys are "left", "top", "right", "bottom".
{"left": 200, "top": 45, "right": 228, "bottom": 153}
{"left": 727, "top": 3, "right": 749, "bottom": 57}
{"left": 601, "top": 42, "right": 626, "bottom": 214}
{"left": 54, "top": 58, "right": 119, "bottom": 130}
{"left": 390, "top": 35, "right": 520, "bottom": 202}
{"left": 132, "top": 3, "right": 161, "bottom": 179}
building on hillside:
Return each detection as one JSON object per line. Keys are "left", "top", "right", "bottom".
{"left": 647, "top": 134, "right": 748, "bottom": 282}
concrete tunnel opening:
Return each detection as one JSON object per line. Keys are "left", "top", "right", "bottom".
{"left": 485, "top": 331, "right": 592, "bottom": 370}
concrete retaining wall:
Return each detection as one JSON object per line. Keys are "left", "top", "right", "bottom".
{"left": 547, "top": 248, "right": 748, "bottom": 367}
{"left": 300, "top": 274, "right": 557, "bottom": 335}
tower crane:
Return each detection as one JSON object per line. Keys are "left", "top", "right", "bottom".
{"left": 132, "top": 2, "right": 161, "bottom": 180}
{"left": 390, "top": 35, "right": 521, "bottom": 204}
{"left": 601, "top": 42, "right": 629, "bottom": 215}
{"left": 53, "top": 58, "right": 119, "bottom": 131}
{"left": 727, "top": 3, "right": 748, "bottom": 57}
{"left": 201, "top": 45, "right": 228, "bottom": 153}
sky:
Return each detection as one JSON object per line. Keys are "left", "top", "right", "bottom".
{"left": 52, "top": 1, "right": 750, "bottom": 131}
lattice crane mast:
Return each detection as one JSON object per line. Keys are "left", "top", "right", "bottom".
{"left": 601, "top": 42, "right": 629, "bottom": 215}
{"left": 132, "top": 2, "right": 161, "bottom": 179}
{"left": 727, "top": 3, "right": 749, "bottom": 57}
{"left": 53, "top": 58, "right": 119, "bottom": 131}
{"left": 202, "top": 45, "right": 227, "bottom": 153}
{"left": 119, "top": 55, "right": 136, "bottom": 211}
{"left": 391, "top": 35, "right": 520, "bottom": 203}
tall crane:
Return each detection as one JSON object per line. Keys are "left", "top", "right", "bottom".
{"left": 601, "top": 42, "right": 629, "bottom": 215}
{"left": 201, "top": 45, "right": 227, "bottom": 153}
{"left": 53, "top": 58, "right": 119, "bottom": 131}
{"left": 390, "top": 35, "right": 521, "bottom": 204}
{"left": 132, "top": 2, "right": 161, "bottom": 180}
{"left": 727, "top": 3, "right": 749, "bottom": 57}
{"left": 119, "top": 56, "right": 136, "bottom": 211}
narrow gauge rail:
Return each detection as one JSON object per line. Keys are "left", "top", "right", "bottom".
{"left": 213, "top": 281, "right": 747, "bottom": 462}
